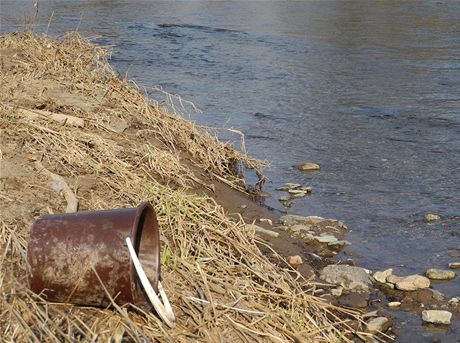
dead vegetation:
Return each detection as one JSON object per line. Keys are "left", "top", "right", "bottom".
{"left": 1, "top": 32, "right": 372, "bottom": 342}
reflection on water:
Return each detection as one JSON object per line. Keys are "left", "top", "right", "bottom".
{"left": 2, "top": 1, "right": 460, "bottom": 339}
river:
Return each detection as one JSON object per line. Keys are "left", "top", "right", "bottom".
{"left": 1, "top": 1, "right": 459, "bottom": 341}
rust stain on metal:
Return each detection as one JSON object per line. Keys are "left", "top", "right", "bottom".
{"left": 27, "top": 202, "right": 160, "bottom": 311}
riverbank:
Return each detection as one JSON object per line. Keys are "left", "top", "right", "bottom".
{"left": 0, "top": 32, "right": 376, "bottom": 342}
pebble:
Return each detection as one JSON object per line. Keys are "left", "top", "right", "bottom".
{"left": 290, "top": 224, "right": 312, "bottom": 233}
{"left": 276, "top": 183, "right": 301, "bottom": 191}
{"left": 296, "top": 162, "right": 320, "bottom": 171}
{"left": 287, "top": 255, "right": 303, "bottom": 266}
{"left": 291, "top": 191, "right": 308, "bottom": 198}
{"left": 366, "top": 317, "right": 391, "bottom": 334}
{"left": 331, "top": 287, "right": 343, "bottom": 297}
{"left": 448, "top": 297, "right": 460, "bottom": 304}
{"left": 388, "top": 301, "right": 401, "bottom": 307}
{"left": 373, "top": 268, "right": 393, "bottom": 284}
{"left": 426, "top": 268, "right": 456, "bottom": 280}
{"left": 448, "top": 262, "right": 460, "bottom": 269}
{"left": 421, "top": 310, "right": 452, "bottom": 325}
{"left": 425, "top": 213, "right": 441, "bottom": 222}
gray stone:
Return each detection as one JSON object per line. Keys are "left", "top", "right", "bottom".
{"left": 291, "top": 191, "right": 307, "bottom": 198}
{"left": 108, "top": 118, "right": 128, "bottom": 133}
{"left": 425, "top": 213, "right": 441, "bottom": 222}
{"left": 449, "top": 262, "right": 460, "bottom": 269}
{"left": 362, "top": 310, "right": 379, "bottom": 319}
{"left": 448, "top": 297, "right": 460, "bottom": 304}
{"left": 315, "top": 235, "right": 338, "bottom": 243}
{"left": 287, "top": 255, "right": 303, "bottom": 266}
{"left": 276, "top": 183, "right": 301, "bottom": 191}
{"left": 429, "top": 289, "right": 445, "bottom": 301}
{"left": 290, "top": 224, "right": 312, "bottom": 233}
{"left": 366, "top": 317, "right": 391, "bottom": 334}
{"left": 426, "top": 268, "right": 456, "bottom": 280}
{"left": 298, "top": 186, "right": 312, "bottom": 192}
{"left": 386, "top": 275, "right": 403, "bottom": 284}
{"left": 373, "top": 268, "right": 393, "bottom": 284}
{"left": 328, "top": 240, "right": 351, "bottom": 249}
{"left": 297, "top": 162, "right": 320, "bottom": 171}
{"left": 279, "top": 214, "right": 308, "bottom": 226}
{"left": 395, "top": 275, "right": 430, "bottom": 291}
{"left": 245, "top": 224, "right": 279, "bottom": 238}
{"left": 422, "top": 310, "right": 452, "bottom": 325}
{"left": 330, "top": 287, "right": 343, "bottom": 297}
{"left": 319, "top": 265, "right": 373, "bottom": 292}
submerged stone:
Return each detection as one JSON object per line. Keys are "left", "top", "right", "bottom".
{"left": 426, "top": 268, "right": 456, "bottom": 280}
{"left": 422, "top": 310, "right": 452, "bottom": 325}
{"left": 296, "top": 162, "right": 320, "bottom": 171}
{"left": 425, "top": 213, "right": 441, "bottom": 222}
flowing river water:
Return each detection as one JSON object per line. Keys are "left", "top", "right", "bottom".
{"left": 2, "top": 1, "right": 460, "bottom": 341}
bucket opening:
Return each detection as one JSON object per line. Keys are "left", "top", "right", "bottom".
{"left": 132, "top": 203, "right": 160, "bottom": 299}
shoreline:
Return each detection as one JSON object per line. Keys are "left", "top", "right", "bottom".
{"left": 1, "top": 31, "right": 458, "bottom": 341}
{"left": 0, "top": 31, "right": 369, "bottom": 342}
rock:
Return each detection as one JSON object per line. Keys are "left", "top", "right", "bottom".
{"left": 305, "top": 216, "right": 327, "bottom": 224}
{"left": 366, "top": 317, "right": 391, "bottom": 334}
{"left": 278, "top": 196, "right": 290, "bottom": 202}
{"left": 291, "top": 192, "right": 308, "bottom": 198}
{"left": 421, "top": 310, "right": 452, "bottom": 325}
{"left": 297, "top": 162, "right": 320, "bottom": 171}
{"left": 298, "top": 186, "right": 312, "bottom": 192}
{"left": 362, "top": 310, "right": 379, "bottom": 319}
{"left": 338, "top": 292, "right": 369, "bottom": 308}
{"left": 328, "top": 240, "right": 351, "bottom": 250}
{"left": 394, "top": 275, "right": 430, "bottom": 291}
{"left": 388, "top": 301, "right": 401, "bottom": 307}
{"left": 373, "top": 268, "right": 393, "bottom": 284}
{"left": 108, "top": 118, "right": 128, "bottom": 133}
{"left": 279, "top": 214, "right": 308, "bottom": 226}
{"left": 425, "top": 213, "right": 441, "bottom": 222}
{"left": 426, "top": 268, "right": 456, "bottom": 280}
{"left": 288, "top": 189, "right": 306, "bottom": 195}
{"left": 276, "top": 183, "right": 301, "bottom": 191}
{"left": 315, "top": 235, "right": 338, "bottom": 243}
{"left": 319, "top": 265, "right": 373, "bottom": 293}
{"left": 287, "top": 255, "right": 303, "bottom": 266}
{"left": 290, "top": 224, "right": 312, "bottom": 233}
{"left": 244, "top": 224, "right": 279, "bottom": 238}
{"left": 448, "top": 262, "right": 460, "bottom": 269}
{"left": 429, "top": 289, "right": 445, "bottom": 301}
{"left": 386, "top": 275, "right": 403, "bottom": 284}
{"left": 448, "top": 297, "right": 460, "bottom": 304}
{"left": 330, "top": 287, "right": 343, "bottom": 297}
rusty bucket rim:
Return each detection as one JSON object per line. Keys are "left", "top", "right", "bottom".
{"left": 129, "top": 201, "right": 161, "bottom": 305}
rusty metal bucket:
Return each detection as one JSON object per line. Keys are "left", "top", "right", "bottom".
{"left": 27, "top": 202, "right": 160, "bottom": 311}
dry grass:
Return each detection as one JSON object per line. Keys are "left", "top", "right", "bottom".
{"left": 0, "top": 32, "right": 374, "bottom": 342}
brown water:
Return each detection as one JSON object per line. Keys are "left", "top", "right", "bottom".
{"left": 2, "top": 1, "right": 460, "bottom": 340}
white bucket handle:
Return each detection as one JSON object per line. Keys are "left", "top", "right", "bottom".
{"left": 126, "top": 237, "right": 176, "bottom": 327}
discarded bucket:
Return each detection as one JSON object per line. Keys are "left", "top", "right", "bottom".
{"left": 27, "top": 202, "right": 160, "bottom": 311}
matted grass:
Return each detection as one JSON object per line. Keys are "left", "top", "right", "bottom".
{"left": 0, "top": 32, "right": 374, "bottom": 342}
